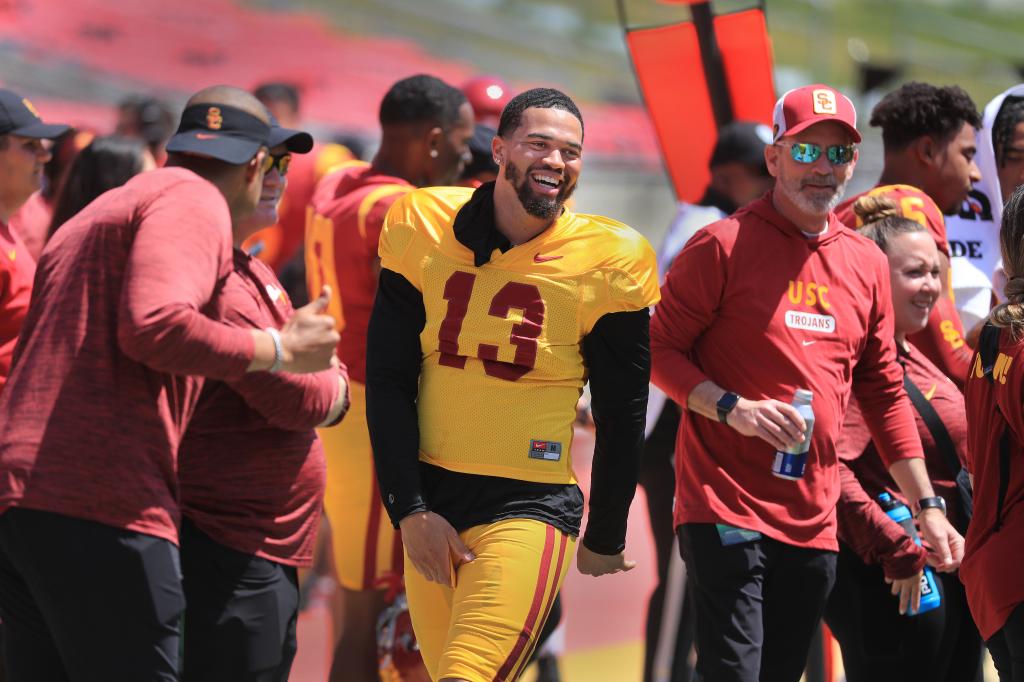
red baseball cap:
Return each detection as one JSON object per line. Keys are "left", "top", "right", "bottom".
{"left": 771, "top": 84, "right": 861, "bottom": 143}
{"left": 462, "top": 75, "right": 512, "bottom": 124}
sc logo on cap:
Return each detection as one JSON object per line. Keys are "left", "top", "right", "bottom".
{"left": 812, "top": 89, "right": 837, "bottom": 115}
{"left": 206, "top": 107, "right": 223, "bottom": 130}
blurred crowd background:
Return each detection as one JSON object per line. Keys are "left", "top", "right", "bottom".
{"left": 4, "top": 0, "right": 1024, "bottom": 248}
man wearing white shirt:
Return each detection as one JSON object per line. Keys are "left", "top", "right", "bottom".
{"left": 947, "top": 84, "right": 1024, "bottom": 337}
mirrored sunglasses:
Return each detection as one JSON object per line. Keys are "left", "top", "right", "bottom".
{"left": 260, "top": 152, "right": 292, "bottom": 176}
{"left": 780, "top": 142, "right": 856, "bottom": 166}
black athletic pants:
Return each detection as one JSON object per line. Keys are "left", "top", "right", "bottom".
{"left": 639, "top": 401, "right": 697, "bottom": 682}
{"left": 987, "top": 603, "right": 1024, "bottom": 682}
{"left": 179, "top": 518, "right": 299, "bottom": 682}
{"left": 824, "top": 542, "right": 982, "bottom": 682}
{"left": 0, "top": 508, "right": 184, "bottom": 681}
{"left": 677, "top": 522, "right": 837, "bottom": 682}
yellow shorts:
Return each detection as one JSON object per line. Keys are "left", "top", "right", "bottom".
{"left": 404, "top": 519, "right": 575, "bottom": 682}
{"left": 319, "top": 380, "right": 402, "bottom": 590}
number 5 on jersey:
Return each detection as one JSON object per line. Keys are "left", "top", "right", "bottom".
{"left": 437, "top": 271, "right": 545, "bottom": 381}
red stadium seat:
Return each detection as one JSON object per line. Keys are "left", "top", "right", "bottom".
{"left": 1, "top": 0, "right": 659, "bottom": 163}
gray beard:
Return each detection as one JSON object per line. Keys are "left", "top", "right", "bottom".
{"left": 784, "top": 178, "right": 848, "bottom": 215}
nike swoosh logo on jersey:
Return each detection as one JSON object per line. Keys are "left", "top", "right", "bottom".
{"left": 534, "top": 254, "right": 563, "bottom": 263}
{"left": 925, "top": 384, "right": 937, "bottom": 401}
{"left": 802, "top": 339, "right": 816, "bottom": 346}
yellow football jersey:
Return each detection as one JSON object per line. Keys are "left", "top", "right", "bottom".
{"left": 379, "top": 186, "right": 660, "bottom": 484}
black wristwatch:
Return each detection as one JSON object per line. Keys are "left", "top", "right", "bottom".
{"left": 716, "top": 391, "right": 740, "bottom": 424}
{"left": 914, "top": 496, "right": 947, "bottom": 518}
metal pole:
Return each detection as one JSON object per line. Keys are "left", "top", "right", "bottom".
{"left": 690, "top": 1, "right": 734, "bottom": 127}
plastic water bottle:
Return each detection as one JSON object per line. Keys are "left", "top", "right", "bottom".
{"left": 878, "top": 492, "right": 941, "bottom": 616}
{"left": 771, "top": 389, "right": 814, "bottom": 480}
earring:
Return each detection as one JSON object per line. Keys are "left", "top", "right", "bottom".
{"left": 494, "top": 157, "right": 501, "bottom": 165}
{"left": 429, "top": 149, "right": 438, "bottom": 158}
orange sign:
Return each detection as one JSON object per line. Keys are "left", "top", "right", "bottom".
{"left": 623, "top": 5, "right": 775, "bottom": 202}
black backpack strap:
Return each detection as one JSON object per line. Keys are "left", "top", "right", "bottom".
{"left": 978, "top": 322, "right": 1013, "bottom": 532}
{"left": 978, "top": 322, "right": 1002, "bottom": 384}
{"left": 903, "top": 372, "right": 962, "bottom": 481}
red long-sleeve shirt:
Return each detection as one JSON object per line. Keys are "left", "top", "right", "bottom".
{"left": 650, "top": 193, "right": 923, "bottom": 550}
{"left": 962, "top": 327, "right": 1024, "bottom": 639}
{"left": 0, "top": 219, "right": 35, "bottom": 393}
{"left": 0, "top": 168, "right": 255, "bottom": 544}
{"left": 835, "top": 343, "right": 967, "bottom": 578}
{"left": 178, "top": 250, "right": 348, "bottom": 567}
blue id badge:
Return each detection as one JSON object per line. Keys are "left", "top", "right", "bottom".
{"left": 715, "top": 523, "right": 763, "bottom": 546}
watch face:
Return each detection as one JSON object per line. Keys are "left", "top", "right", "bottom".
{"left": 718, "top": 392, "right": 739, "bottom": 411}
{"left": 717, "top": 392, "right": 740, "bottom": 423}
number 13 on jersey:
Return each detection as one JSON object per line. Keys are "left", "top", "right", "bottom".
{"left": 435, "top": 270, "right": 546, "bottom": 382}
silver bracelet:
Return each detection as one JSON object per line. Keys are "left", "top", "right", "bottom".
{"left": 265, "top": 327, "right": 284, "bottom": 373}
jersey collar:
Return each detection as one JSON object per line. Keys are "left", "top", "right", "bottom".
{"left": 452, "top": 181, "right": 512, "bottom": 266}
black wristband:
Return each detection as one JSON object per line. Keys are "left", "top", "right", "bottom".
{"left": 914, "top": 496, "right": 947, "bottom": 518}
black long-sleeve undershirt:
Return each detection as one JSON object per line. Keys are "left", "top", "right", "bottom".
{"left": 582, "top": 307, "right": 651, "bottom": 554}
{"left": 365, "top": 267, "right": 428, "bottom": 524}
{"left": 365, "top": 267, "right": 650, "bottom": 555}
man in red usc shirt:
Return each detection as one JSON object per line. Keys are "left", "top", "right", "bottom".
{"left": 0, "top": 86, "right": 339, "bottom": 681}
{"left": 837, "top": 82, "right": 982, "bottom": 389}
{"left": 0, "top": 89, "right": 69, "bottom": 394}
{"left": 177, "top": 120, "right": 351, "bottom": 682}
{"left": 651, "top": 84, "right": 964, "bottom": 682}
{"left": 306, "top": 73, "right": 473, "bottom": 682}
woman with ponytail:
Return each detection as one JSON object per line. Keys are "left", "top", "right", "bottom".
{"left": 962, "top": 185, "right": 1024, "bottom": 681}
{"left": 825, "top": 195, "right": 983, "bottom": 681}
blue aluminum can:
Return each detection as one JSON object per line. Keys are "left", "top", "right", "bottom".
{"left": 771, "top": 389, "right": 814, "bottom": 480}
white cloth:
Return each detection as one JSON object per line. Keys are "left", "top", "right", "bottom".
{"left": 645, "top": 202, "right": 726, "bottom": 437}
{"left": 946, "top": 84, "right": 1024, "bottom": 331}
